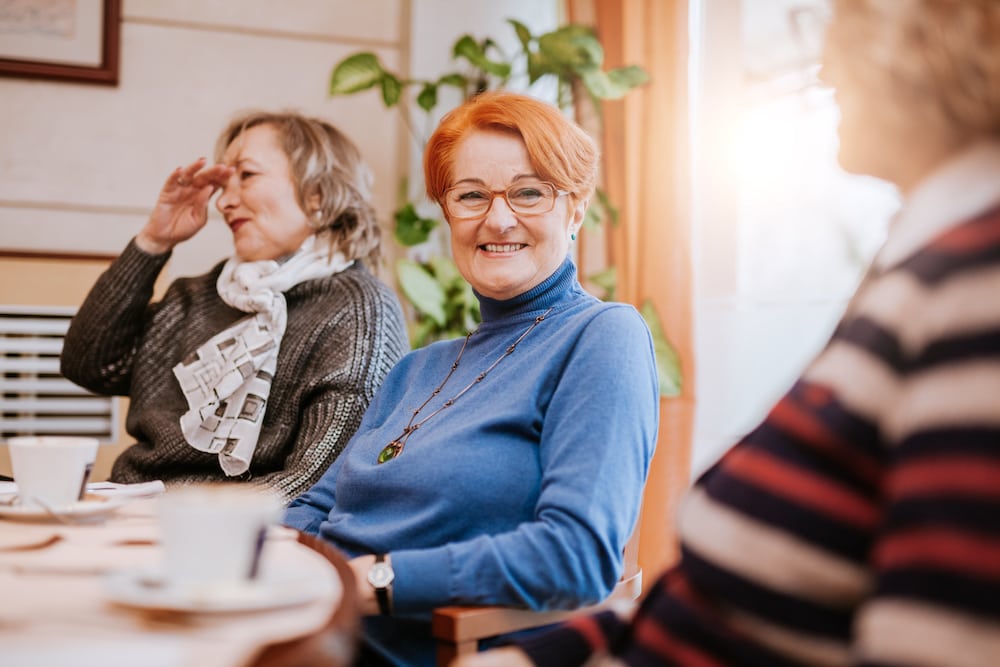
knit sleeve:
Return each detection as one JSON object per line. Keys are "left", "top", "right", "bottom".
{"left": 60, "top": 238, "right": 171, "bottom": 396}
{"left": 253, "top": 272, "right": 408, "bottom": 506}
{"left": 851, "top": 219, "right": 1000, "bottom": 665}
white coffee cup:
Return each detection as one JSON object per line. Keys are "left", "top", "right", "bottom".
{"left": 157, "top": 484, "right": 282, "bottom": 588}
{"left": 7, "top": 436, "right": 99, "bottom": 510}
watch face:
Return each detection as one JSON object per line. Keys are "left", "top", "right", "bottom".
{"left": 368, "top": 562, "right": 394, "bottom": 588}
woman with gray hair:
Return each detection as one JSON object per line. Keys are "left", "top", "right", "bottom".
{"left": 460, "top": 0, "right": 1000, "bottom": 665}
{"left": 62, "top": 110, "right": 408, "bottom": 504}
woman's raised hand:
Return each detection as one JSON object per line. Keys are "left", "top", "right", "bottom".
{"left": 135, "top": 157, "right": 235, "bottom": 255}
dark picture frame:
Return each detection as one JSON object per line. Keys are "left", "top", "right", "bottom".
{"left": 0, "top": 0, "right": 121, "bottom": 86}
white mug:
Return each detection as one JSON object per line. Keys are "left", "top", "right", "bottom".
{"left": 157, "top": 484, "right": 282, "bottom": 588}
{"left": 7, "top": 436, "right": 99, "bottom": 510}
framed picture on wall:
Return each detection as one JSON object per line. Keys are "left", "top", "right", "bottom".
{"left": 0, "top": 0, "right": 120, "bottom": 85}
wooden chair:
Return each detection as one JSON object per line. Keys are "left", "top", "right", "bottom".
{"left": 432, "top": 529, "right": 643, "bottom": 667}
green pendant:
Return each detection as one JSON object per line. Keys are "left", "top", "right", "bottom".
{"left": 377, "top": 441, "right": 403, "bottom": 464}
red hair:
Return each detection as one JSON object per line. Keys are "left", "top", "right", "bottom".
{"left": 423, "top": 91, "right": 599, "bottom": 207}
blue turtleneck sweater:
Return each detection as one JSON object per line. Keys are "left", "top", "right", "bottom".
{"left": 284, "top": 258, "right": 659, "bottom": 666}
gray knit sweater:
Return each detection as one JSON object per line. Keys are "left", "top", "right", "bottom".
{"left": 61, "top": 238, "right": 408, "bottom": 504}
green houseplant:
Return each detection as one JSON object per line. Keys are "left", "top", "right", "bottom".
{"left": 328, "top": 19, "right": 681, "bottom": 396}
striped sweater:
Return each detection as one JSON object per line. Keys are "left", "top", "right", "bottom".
{"left": 518, "top": 143, "right": 1000, "bottom": 667}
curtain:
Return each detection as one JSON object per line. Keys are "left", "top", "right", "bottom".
{"left": 568, "top": 0, "right": 694, "bottom": 586}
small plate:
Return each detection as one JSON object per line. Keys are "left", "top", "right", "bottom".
{"left": 103, "top": 567, "right": 334, "bottom": 613}
{"left": 0, "top": 494, "right": 130, "bottom": 522}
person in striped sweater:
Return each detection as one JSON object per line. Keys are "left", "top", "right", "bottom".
{"left": 455, "top": 0, "right": 1000, "bottom": 665}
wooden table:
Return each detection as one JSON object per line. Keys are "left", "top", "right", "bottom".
{"left": 0, "top": 494, "right": 358, "bottom": 667}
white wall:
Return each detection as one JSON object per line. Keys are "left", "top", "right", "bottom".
{"left": 0, "top": 1, "right": 403, "bottom": 281}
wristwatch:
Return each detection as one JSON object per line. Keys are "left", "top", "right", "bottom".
{"left": 367, "top": 553, "right": 394, "bottom": 615}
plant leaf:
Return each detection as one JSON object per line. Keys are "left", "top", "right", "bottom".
{"left": 481, "top": 37, "right": 502, "bottom": 54}
{"left": 580, "top": 65, "right": 650, "bottom": 100}
{"left": 640, "top": 300, "right": 683, "bottom": 397}
{"left": 329, "top": 53, "right": 385, "bottom": 95}
{"left": 428, "top": 255, "right": 462, "bottom": 287}
{"left": 583, "top": 202, "right": 603, "bottom": 230}
{"left": 587, "top": 266, "right": 617, "bottom": 301}
{"left": 411, "top": 317, "right": 438, "bottom": 348}
{"left": 397, "top": 259, "right": 447, "bottom": 326}
{"left": 452, "top": 35, "right": 485, "bottom": 63}
{"left": 578, "top": 68, "right": 616, "bottom": 100}
{"left": 380, "top": 73, "right": 403, "bottom": 106}
{"left": 393, "top": 202, "right": 439, "bottom": 246}
{"left": 508, "top": 18, "right": 533, "bottom": 51}
{"left": 416, "top": 83, "right": 438, "bottom": 112}
{"left": 608, "top": 65, "right": 651, "bottom": 91}
{"left": 595, "top": 187, "right": 619, "bottom": 225}
{"left": 538, "top": 26, "right": 603, "bottom": 72}
{"left": 527, "top": 51, "right": 557, "bottom": 83}
{"left": 437, "top": 73, "right": 467, "bottom": 88}
{"left": 453, "top": 35, "right": 512, "bottom": 78}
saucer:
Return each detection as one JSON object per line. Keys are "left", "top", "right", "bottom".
{"left": 103, "top": 567, "right": 334, "bottom": 613}
{"left": 0, "top": 494, "right": 130, "bottom": 522}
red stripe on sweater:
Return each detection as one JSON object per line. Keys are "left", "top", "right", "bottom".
{"left": 767, "top": 390, "right": 881, "bottom": 485}
{"left": 889, "top": 458, "right": 1000, "bottom": 501}
{"left": 876, "top": 529, "right": 1000, "bottom": 579}
{"left": 725, "top": 446, "right": 879, "bottom": 529}
{"left": 634, "top": 616, "right": 726, "bottom": 667}
{"left": 565, "top": 614, "right": 608, "bottom": 653}
{"left": 934, "top": 211, "right": 1000, "bottom": 252}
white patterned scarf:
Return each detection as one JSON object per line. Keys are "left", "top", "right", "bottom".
{"left": 173, "top": 235, "right": 353, "bottom": 476}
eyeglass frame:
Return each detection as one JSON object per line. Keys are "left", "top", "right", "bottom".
{"left": 441, "top": 181, "right": 571, "bottom": 221}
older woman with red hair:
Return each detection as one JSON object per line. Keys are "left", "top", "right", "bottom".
{"left": 285, "top": 91, "right": 660, "bottom": 666}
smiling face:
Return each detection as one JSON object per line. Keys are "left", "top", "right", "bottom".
{"left": 446, "top": 129, "right": 585, "bottom": 301}
{"left": 215, "top": 123, "right": 315, "bottom": 262}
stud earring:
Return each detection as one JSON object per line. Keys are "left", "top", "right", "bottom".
{"left": 571, "top": 232, "right": 577, "bottom": 241}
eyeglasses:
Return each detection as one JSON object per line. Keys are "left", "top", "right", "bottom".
{"left": 443, "top": 181, "right": 569, "bottom": 220}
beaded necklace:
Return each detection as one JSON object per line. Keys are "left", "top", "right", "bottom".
{"left": 376, "top": 307, "right": 554, "bottom": 464}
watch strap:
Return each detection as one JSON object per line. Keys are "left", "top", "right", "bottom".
{"left": 374, "top": 553, "right": 392, "bottom": 616}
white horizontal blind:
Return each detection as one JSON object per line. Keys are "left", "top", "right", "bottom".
{"left": 0, "top": 305, "right": 117, "bottom": 441}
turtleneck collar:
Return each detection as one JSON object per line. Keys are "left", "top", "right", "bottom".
{"left": 475, "top": 257, "right": 581, "bottom": 322}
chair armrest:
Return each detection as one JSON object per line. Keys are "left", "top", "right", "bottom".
{"left": 432, "top": 568, "right": 642, "bottom": 665}
{"left": 433, "top": 605, "right": 575, "bottom": 644}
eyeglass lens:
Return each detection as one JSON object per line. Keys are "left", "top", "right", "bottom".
{"left": 446, "top": 182, "right": 557, "bottom": 218}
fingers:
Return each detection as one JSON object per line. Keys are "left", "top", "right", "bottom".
{"left": 168, "top": 158, "right": 234, "bottom": 191}
{"left": 172, "top": 157, "right": 206, "bottom": 188}
{"left": 196, "top": 162, "right": 236, "bottom": 189}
